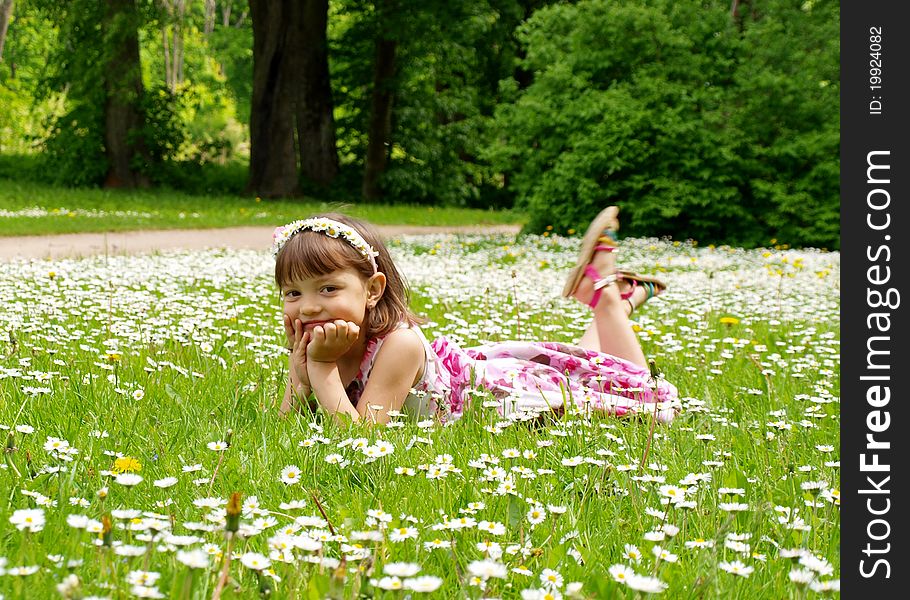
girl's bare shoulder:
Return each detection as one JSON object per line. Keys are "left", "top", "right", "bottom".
{"left": 377, "top": 326, "right": 425, "bottom": 354}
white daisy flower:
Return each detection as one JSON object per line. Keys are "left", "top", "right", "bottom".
{"left": 467, "top": 559, "right": 507, "bottom": 580}
{"left": 403, "top": 575, "right": 443, "bottom": 592}
{"left": 383, "top": 562, "right": 421, "bottom": 577}
{"left": 280, "top": 465, "right": 301, "bottom": 484}
{"left": 9, "top": 508, "right": 45, "bottom": 532}
{"left": 719, "top": 560, "right": 754, "bottom": 577}
{"left": 240, "top": 552, "right": 271, "bottom": 571}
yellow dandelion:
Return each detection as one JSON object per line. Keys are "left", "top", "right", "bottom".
{"left": 719, "top": 317, "right": 740, "bottom": 326}
{"left": 112, "top": 456, "right": 142, "bottom": 474}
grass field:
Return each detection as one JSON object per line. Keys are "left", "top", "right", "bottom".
{"left": 0, "top": 179, "right": 522, "bottom": 236}
{"left": 0, "top": 233, "right": 840, "bottom": 598}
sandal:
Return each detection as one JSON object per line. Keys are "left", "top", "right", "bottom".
{"left": 617, "top": 271, "right": 667, "bottom": 314}
{"left": 562, "top": 206, "right": 620, "bottom": 304}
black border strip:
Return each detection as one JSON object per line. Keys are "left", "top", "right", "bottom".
{"left": 842, "top": 1, "right": 908, "bottom": 594}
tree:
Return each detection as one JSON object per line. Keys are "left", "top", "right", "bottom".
{"left": 27, "top": 0, "right": 186, "bottom": 187}
{"left": 248, "top": 0, "right": 338, "bottom": 198}
{"left": 102, "top": 0, "right": 151, "bottom": 187}
{"left": 248, "top": 0, "right": 297, "bottom": 197}
{"left": 0, "top": 0, "right": 12, "bottom": 63}
{"left": 487, "top": 0, "right": 839, "bottom": 248}
{"left": 361, "top": 0, "right": 396, "bottom": 201}
{"left": 296, "top": 0, "right": 339, "bottom": 186}
{"left": 160, "top": 0, "right": 186, "bottom": 92}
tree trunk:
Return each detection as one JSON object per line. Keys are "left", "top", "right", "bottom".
{"left": 234, "top": 8, "right": 247, "bottom": 27}
{"left": 103, "top": 0, "right": 150, "bottom": 188}
{"left": 160, "top": 0, "right": 172, "bottom": 88}
{"left": 0, "top": 0, "right": 13, "bottom": 63}
{"left": 159, "top": 0, "right": 184, "bottom": 91}
{"left": 248, "top": 0, "right": 299, "bottom": 197}
{"left": 161, "top": 25, "right": 172, "bottom": 89}
{"left": 204, "top": 0, "right": 216, "bottom": 35}
{"left": 174, "top": 0, "right": 184, "bottom": 86}
{"left": 293, "top": 0, "right": 338, "bottom": 186}
{"left": 362, "top": 36, "right": 397, "bottom": 201}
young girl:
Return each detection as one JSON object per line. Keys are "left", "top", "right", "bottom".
{"left": 275, "top": 210, "right": 680, "bottom": 424}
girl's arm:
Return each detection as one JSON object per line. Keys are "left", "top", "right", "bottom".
{"left": 306, "top": 327, "right": 424, "bottom": 425}
{"left": 279, "top": 354, "right": 312, "bottom": 415}
{"left": 301, "top": 320, "right": 363, "bottom": 424}
{"left": 352, "top": 328, "right": 424, "bottom": 424}
{"left": 280, "top": 317, "right": 312, "bottom": 415}
{"left": 307, "top": 362, "right": 361, "bottom": 423}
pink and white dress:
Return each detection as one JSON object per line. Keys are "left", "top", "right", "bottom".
{"left": 345, "top": 324, "right": 680, "bottom": 423}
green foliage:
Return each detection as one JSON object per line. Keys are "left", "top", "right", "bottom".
{"left": 42, "top": 98, "right": 109, "bottom": 187}
{"left": 1, "top": 0, "right": 840, "bottom": 248}
{"left": 140, "top": 1, "right": 251, "bottom": 164}
{"left": 134, "top": 85, "right": 186, "bottom": 172}
{"left": 5, "top": 0, "right": 252, "bottom": 189}
{"left": 330, "top": 0, "right": 542, "bottom": 208}
{"left": 28, "top": 0, "right": 108, "bottom": 185}
{"left": 0, "top": 2, "right": 59, "bottom": 154}
{"left": 204, "top": 1, "right": 254, "bottom": 124}
{"left": 488, "top": 0, "right": 839, "bottom": 249}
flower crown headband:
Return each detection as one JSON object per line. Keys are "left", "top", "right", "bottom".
{"left": 271, "top": 217, "right": 380, "bottom": 273}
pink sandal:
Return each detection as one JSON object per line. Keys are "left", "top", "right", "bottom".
{"left": 576, "top": 249, "right": 620, "bottom": 308}
{"left": 562, "top": 206, "right": 620, "bottom": 306}
{"left": 617, "top": 271, "right": 667, "bottom": 311}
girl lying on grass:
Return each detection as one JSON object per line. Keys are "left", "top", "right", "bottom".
{"left": 275, "top": 210, "right": 680, "bottom": 424}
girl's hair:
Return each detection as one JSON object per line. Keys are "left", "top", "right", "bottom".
{"left": 274, "top": 212, "right": 422, "bottom": 338}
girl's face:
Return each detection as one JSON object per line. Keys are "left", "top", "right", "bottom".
{"left": 280, "top": 267, "right": 384, "bottom": 337}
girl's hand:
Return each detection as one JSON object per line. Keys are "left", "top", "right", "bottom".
{"left": 307, "top": 320, "right": 360, "bottom": 363}
{"left": 285, "top": 315, "right": 312, "bottom": 391}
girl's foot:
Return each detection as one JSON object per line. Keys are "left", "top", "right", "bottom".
{"left": 562, "top": 206, "right": 620, "bottom": 303}
{"left": 572, "top": 242, "right": 619, "bottom": 309}
{"left": 619, "top": 281, "right": 647, "bottom": 316}
{"left": 617, "top": 274, "right": 667, "bottom": 316}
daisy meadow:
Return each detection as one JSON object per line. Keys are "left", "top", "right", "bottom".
{"left": 0, "top": 234, "right": 840, "bottom": 597}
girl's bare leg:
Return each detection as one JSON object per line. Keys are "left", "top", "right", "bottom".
{"left": 573, "top": 256, "right": 648, "bottom": 368}
{"left": 577, "top": 282, "right": 648, "bottom": 343}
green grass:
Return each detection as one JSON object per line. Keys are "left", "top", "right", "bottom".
{"left": 0, "top": 179, "right": 523, "bottom": 237}
{"left": 0, "top": 234, "right": 840, "bottom": 598}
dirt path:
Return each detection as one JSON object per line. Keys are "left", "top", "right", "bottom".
{"left": 0, "top": 224, "right": 521, "bottom": 261}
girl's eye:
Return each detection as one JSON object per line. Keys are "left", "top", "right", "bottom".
{"left": 283, "top": 290, "right": 300, "bottom": 298}
{"left": 321, "top": 286, "right": 338, "bottom": 293}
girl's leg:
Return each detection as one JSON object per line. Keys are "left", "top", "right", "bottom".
{"left": 573, "top": 254, "right": 648, "bottom": 368}
{"left": 576, "top": 281, "right": 642, "bottom": 343}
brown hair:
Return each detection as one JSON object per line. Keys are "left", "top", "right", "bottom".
{"left": 274, "top": 213, "right": 422, "bottom": 338}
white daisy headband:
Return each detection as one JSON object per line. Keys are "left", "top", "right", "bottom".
{"left": 271, "top": 217, "right": 380, "bottom": 273}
